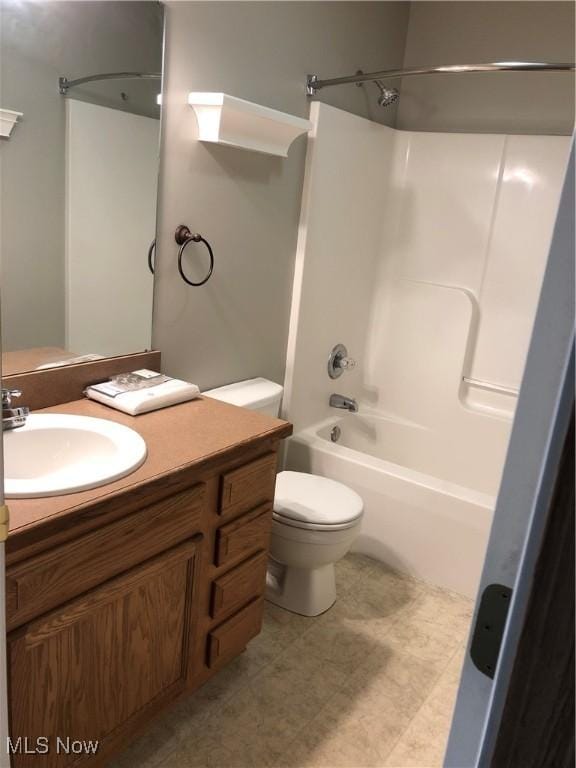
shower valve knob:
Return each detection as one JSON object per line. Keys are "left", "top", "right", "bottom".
{"left": 337, "top": 356, "right": 356, "bottom": 371}
{"left": 328, "top": 344, "right": 357, "bottom": 379}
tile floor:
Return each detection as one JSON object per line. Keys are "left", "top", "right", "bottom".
{"left": 111, "top": 554, "right": 473, "bottom": 768}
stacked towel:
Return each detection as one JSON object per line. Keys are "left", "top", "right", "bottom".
{"left": 85, "top": 369, "right": 200, "bottom": 416}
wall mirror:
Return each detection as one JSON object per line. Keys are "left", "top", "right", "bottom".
{"left": 0, "top": 1, "right": 164, "bottom": 376}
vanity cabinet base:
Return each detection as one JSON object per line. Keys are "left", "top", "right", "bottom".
{"left": 6, "top": 445, "right": 280, "bottom": 767}
{"left": 9, "top": 539, "right": 201, "bottom": 768}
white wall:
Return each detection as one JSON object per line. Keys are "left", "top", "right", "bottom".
{"left": 152, "top": 1, "right": 410, "bottom": 390}
{"left": 65, "top": 100, "right": 157, "bottom": 356}
{"left": 370, "top": 130, "right": 571, "bottom": 413}
{"left": 284, "top": 103, "right": 570, "bottom": 493}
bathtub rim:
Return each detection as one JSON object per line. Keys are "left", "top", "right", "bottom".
{"left": 290, "top": 417, "right": 496, "bottom": 511}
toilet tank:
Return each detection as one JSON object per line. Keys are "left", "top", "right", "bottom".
{"left": 203, "top": 377, "right": 283, "bottom": 417}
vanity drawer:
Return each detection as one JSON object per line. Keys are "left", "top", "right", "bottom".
{"left": 215, "top": 503, "right": 272, "bottom": 568}
{"left": 219, "top": 453, "right": 277, "bottom": 519}
{"left": 211, "top": 550, "right": 268, "bottom": 621}
{"left": 207, "top": 597, "right": 264, "bottom": 669}
{"left": 6, "top": 483, "right": 206, "bottom": 631}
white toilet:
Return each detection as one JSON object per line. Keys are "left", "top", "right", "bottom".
{"left": 204, "top": 378, "right": 364, "bottom": 616}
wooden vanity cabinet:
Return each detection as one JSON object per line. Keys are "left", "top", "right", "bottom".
{"left": 9, "top": 539, "right": 201, "bottom": 768}
{"left": 5, "top": 444, "right": 281, "bottom": 767}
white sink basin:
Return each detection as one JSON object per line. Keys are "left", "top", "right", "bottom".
{"left": 4, "top": 414, "right": 147, "bottom": 498}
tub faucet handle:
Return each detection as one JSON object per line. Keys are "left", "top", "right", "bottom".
{"left": 338, "top": 356, "right": 356, "bottom": 371}
{"left": 328, "top": 343, "right": 357, "bottom": 379}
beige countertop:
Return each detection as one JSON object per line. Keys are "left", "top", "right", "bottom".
{"left": 6, "top": 395, "right": 292, "bottom": 553}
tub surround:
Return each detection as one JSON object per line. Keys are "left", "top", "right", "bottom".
{"left": 285, "top": 103, "right": 570, "bottom": 433}
{"left": 5, "top": 388, "right": 291, "bottom": 767}
{"left": 283, "top": 103, "right": 570, "bottom": 597}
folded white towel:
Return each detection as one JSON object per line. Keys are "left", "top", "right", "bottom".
{"left": 85, "top": 370, "right": 200, "bottom": 415}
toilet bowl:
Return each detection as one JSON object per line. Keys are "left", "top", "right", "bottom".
{"left": 204, "top": 378, "right": 364, "bottom": 616}
{"left": 268, "top": 470, "right": 363, "bottom": 615}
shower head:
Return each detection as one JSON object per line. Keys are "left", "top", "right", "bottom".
{"left": 374, "top": 80, "right": 400, "bottom": 107}
{"left": 353, "top": 70, "right": 400, "bottom": 108}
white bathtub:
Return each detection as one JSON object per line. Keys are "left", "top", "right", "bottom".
{"left": 285, "top": 411, "right": 501, "bottom": 598}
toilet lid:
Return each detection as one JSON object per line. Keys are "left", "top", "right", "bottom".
{"left": 274, "top": 471, "right": 363, "bottom": 529}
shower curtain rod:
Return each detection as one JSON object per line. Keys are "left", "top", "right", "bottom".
{"left": 59, "top": 72, "right": 161, "bottom": 95}
{"left": 306, "top": 61, "right": 575, "bottom": 95}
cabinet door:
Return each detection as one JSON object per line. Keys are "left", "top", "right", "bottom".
{"left": 8, "top": 537, "right": 201, "bottom": 768}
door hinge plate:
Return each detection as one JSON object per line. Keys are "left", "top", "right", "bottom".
{"left": 470, "top": 583, "right": 513, "bottom": 679}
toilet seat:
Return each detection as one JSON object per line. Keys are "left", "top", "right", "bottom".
{"left": 274, "top": 471, "right": 363, "bottom": 531}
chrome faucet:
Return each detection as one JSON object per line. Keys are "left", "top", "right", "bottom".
{"left": 2, "top": 389, "right": 29, "bottom": 430}
{"left": 329, "top": 394, "right": 359, "bottom": 413}
{"left": 328, "top": 344, "right": 357, "bottom": 380}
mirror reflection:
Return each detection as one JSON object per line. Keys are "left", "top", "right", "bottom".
{"left": 0, "top": 1, "right": 164, "bottom": 375}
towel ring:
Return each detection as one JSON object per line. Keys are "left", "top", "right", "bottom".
{"left": 174, "top": 225, "right": 214, "bottom": 287}
{"left": 148, "top": 238, "right": 156, "bottom": 274}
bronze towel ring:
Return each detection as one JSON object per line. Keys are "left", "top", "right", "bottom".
{"left": 148, "top": 239, "right": 156, "bottom": 274}
{"left": 174, "top": 225, "right": 214, "bottom": 287}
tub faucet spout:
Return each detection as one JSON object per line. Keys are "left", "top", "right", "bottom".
{"left": 329, "top": 394, "right": 359, "bottom": 413}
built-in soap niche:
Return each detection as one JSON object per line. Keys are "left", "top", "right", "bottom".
{"left": 187, "top": 92, "right": 312, "bottom": 157}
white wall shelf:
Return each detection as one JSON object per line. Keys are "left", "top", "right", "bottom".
{"left": 0, "top": 109, "right": 23, "bottom": 138}
{"left": 187, "top": 92, "right": 311, "bottom": 157}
